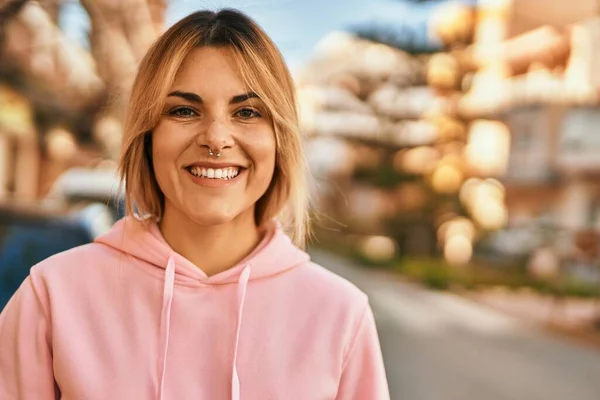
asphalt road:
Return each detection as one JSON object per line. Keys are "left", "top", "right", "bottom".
{"left": 310, "top": 250, "right": 600, "bottom": 400}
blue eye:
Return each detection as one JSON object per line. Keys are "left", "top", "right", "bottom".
{"left": 169, "top": 107, "right": 197, "bottom": 117}
{"left": 236, "top": 108, "right": 261, "bottom": 119}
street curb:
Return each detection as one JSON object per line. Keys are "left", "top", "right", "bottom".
{"left": 373, "top": 266, "right": 600, "bottom": 352}
{"left": 542, "top": 322, "right": 600, "bottom": 352}
{"left": 458, "top": 291, "right": 600, "bottom": 353}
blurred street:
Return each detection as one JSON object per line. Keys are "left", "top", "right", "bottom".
{"left": 312, "top": 250, "right": 600, "bottom": 400}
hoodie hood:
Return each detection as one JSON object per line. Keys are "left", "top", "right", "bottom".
{"left": 94, "top": 216, "right": 310, "bottom": 285}
{"left": 94, "top": 216, "right": 310, "bottom": 400}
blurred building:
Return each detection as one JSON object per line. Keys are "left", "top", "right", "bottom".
{"left": 497, "top": 0, "right": 600, "bottom": 244}
{"left": 454, "top": 0, "right": 600, "bottom": 288}
{"left": 297, "top": 0, "right": 600, "bottom": 274}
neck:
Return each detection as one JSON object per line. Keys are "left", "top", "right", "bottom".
{"left": 159, "top": 204, "right": 261, "bottom": 277}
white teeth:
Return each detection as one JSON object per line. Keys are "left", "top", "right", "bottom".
{"left": 189, "top": 166, "right": 240, "bottom": 180}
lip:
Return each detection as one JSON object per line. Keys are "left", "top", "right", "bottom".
{"left": 184, "top": 161, "right": 245, "bottom": 169}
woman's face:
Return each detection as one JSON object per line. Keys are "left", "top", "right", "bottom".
{"left": 152, "top": 46, "right": 276, "bottom": 226}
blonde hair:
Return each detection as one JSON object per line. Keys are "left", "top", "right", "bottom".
{"left": 118, "top": 9, "right": 310, "bottom": 247}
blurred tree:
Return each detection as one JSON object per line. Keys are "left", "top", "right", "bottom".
{"left": 0, "top": 0, "right": 165, "bottom": 158}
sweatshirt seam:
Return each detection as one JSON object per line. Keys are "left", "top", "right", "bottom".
{"left": 116, "top": 251, "right": 304, "bottom": 288}
{"left": 123, "top": 254, "right": 211, "bottom": 288}
{"left": 29, "top": 267, "right": 51, "bottom": 321}
{"left": 340, "top": 297, "right": 369, "bottom": 372}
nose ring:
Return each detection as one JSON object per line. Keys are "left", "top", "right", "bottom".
{"left": 208, "top": 148, "right": 221, "bottom": 157}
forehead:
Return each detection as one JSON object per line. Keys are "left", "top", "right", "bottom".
{"left": 171, "top": 46, "right": 247, "bottom": 92}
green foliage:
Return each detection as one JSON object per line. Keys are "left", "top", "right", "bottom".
{"left": 315, "top": 239, "right": 600, "bottom": 298}
{"left": 352, "top": 166, "right": 420, "bottom": 188}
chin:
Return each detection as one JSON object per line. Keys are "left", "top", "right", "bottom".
{"left": 194, "top": 215, "right": 236, "bottom": 226}
{"left": 181, "top": 201, "right": 251, "bottom": 227}
{"left": 183, "top": 210, "right": 235, "bottom": 226}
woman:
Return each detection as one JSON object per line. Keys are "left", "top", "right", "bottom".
{"left": 0, "top": 9, "right": 389, "bottom": 400}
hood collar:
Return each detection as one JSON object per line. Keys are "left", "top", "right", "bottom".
{"left": 94, "top": 216, "right": 310, "bottom": 285}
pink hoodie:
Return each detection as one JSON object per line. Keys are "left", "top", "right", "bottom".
{"left": 0, "top": 217, "right": 389, "bottom": 399}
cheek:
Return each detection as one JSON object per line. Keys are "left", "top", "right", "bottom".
{"left": 151, "top": 123, "right": 182, "bottom": 189}
{"left": 251, "top": 132, "right": 277, "bottom": 176}
{"left": 152, "top": 132, "right": 167, "bottom": 178}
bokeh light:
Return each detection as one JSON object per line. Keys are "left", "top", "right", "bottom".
{"left": 360, "top": 235, "right": 397, "bottom": 262}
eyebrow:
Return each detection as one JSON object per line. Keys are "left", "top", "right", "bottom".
{"left": 167, "top": 91, "right": 259, "bottom": 104}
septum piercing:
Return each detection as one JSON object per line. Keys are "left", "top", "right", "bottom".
{"left": 208, "top": 148, "right": 221, "bottom": 157}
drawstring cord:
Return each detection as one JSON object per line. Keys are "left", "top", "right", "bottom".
{"left": 157, "top": 259, "right": 251, "bottom": 400}
{"left": 232, "top": 265, "right": 251, "bottom": 400}
{"left": 158, "top": 257, "right": 175, "bottom": 399}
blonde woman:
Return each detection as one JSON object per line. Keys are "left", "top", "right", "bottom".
{"left": 0, "top": 9, "right": 389, "bottom": 400}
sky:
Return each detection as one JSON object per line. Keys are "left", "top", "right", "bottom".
{"left": 59, "top": 0, "right": 470, "bottom": 71}
{"left": 166, "top": 0, "right": 436, "bottom": 69}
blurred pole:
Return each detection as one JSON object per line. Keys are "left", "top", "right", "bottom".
{"left": 0, "top": 133, "right": 10, "bottom": 200}
{"left": 13, "top": 135, "right": 39, "bottom": 201}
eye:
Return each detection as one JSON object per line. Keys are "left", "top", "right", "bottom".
{"left": 168, "top": 106, "right": 198, "bottom": 118}
{"left": 236, "top": 108, "right": 261, "bottom": 119}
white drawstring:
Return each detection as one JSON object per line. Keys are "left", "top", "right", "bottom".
{"left": 156, "top": 260, "right": 251, "bottom": 400}
{"left": 158, "top": 257, "right": 175, "bottom": 399}
{"left": 232, "top": 265, "right": 251, "bottom": 400}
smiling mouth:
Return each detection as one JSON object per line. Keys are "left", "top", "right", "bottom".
{"left": 185, "top": 166, "right": 243, "bottom": 180}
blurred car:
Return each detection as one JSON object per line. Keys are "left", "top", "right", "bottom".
{"left": 0, "top": 202, "right": 115, "bottom": 311}
{"left": 47, "top": 167, "right": 126, "bottom": 221}
{"left": 0, "top": 167, "right": 123, "bottom": 311}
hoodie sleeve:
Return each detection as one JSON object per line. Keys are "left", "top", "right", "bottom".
{"left": 0, "top": 272, "right": 58, "bottom": 399}
{"left": 336, "top": 301, "right": 390, "bottom": 400}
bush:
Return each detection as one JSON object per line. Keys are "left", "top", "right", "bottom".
{"left": 313, "top": 240, "right": 600, "bottom": 298}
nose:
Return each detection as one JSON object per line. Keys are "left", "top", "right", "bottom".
{"left": 196, "top": 117, "right": 234, "bottom": 152}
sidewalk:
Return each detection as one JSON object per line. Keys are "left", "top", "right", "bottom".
{"left": 361, "top": 258, "right": 600, "bottom": 350}
{"left": 464, "top": 288, "right": 600, "bottom": 350}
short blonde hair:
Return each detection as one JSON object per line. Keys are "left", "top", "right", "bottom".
{"left": 119, "top": 9, "right": 310, "bottom": 247}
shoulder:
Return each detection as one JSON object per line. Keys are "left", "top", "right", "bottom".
{"left": 288, "top": 258, "right": 369, "bottom": 315}
{"left": 281, "top": 256, "right": 373, "bottom": 353}
{"left": 299, "top": 261, "right": 366, "bottom": 299}
{"left": 10, "top": 243, "right": 120, "bottom": 310}
{"left": 30, "top": 242, "right": 119, "bottom": 282}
